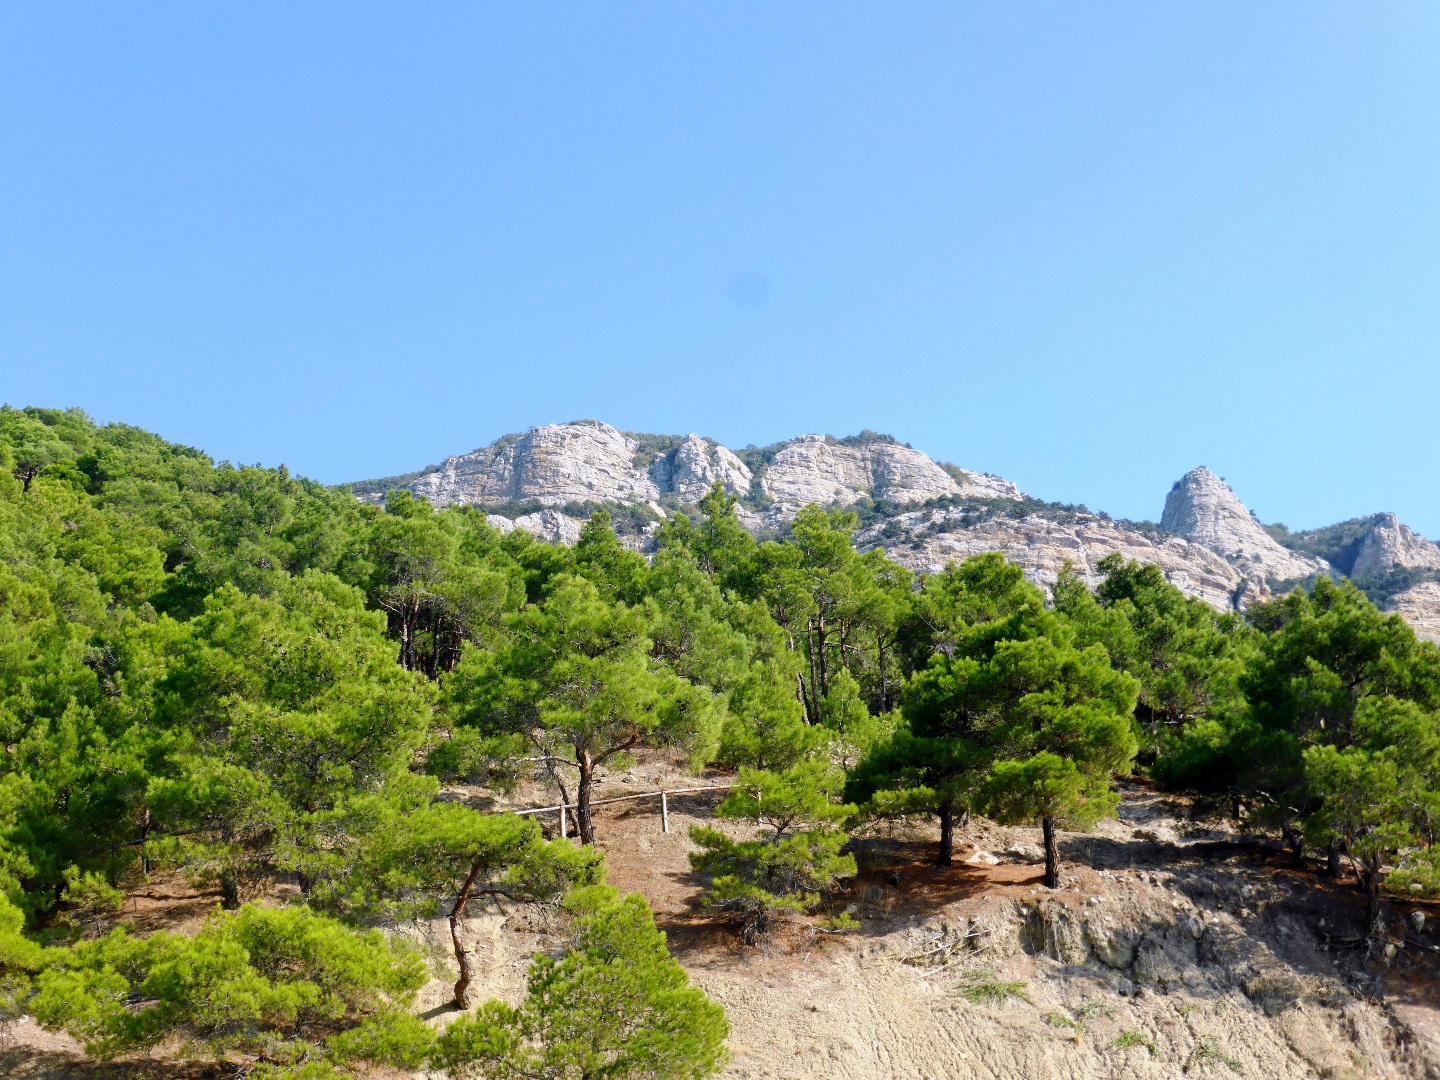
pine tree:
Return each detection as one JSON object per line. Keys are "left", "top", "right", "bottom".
{"left": 689, "top": 761, "right": 855, "bottom": 941}
{"left": 433, "top": 887, "right": 728, "bottom": 1080}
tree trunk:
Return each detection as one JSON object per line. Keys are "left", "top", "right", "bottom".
{"left": 1327, "top": 841, "right": 1344, "bottom": 880}
{"left": 877, "top": 638, "right": 888, "bottom": 713}
{"left": 1042, "top": 816, "right": 1061, "bottom": 889}
{"left": 219, "top": 867, "right": 240, "bottom": 910}
{"left": 936, "top": 802, "right": 954, "bottom": 867}
{"left": 1283, "top": 824, "right": 1304, "bottom": 863}
{"left": 816, "top": 614, "right": 829, "bottom": 699}
{"left": 576, "top": 749, "right": 596, "bottom": 846}
{"left": 806, "top": 623, "right": 823, "bottom": 724}
{"left": 397, "top": 599, "right": 419, "bottom": 672}
{"left": 449, "top": 856, "right": 484, "bottom": 1008}
{"left": 1363, "top": 854, "right": 1389, "bottom": 960}
{"left": 546, "top": 766, "right": 579, "bottom": 840}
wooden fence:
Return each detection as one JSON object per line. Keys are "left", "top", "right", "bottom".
{"left": 511, "top": 784, "right": 735, "bottom": 838}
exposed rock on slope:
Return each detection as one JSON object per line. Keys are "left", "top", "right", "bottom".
{"left": 758, "top": 434, "right": 1019, "bottom": 516}
{"left": 856, "top": 507, "right": 1251, "bottom": 610}
{"left": 352, "top": 426, "right": 1440, "bottom": 635}
{"left": 1350, "top": 513, "right": 1440, "bottom": 578}
{"left": 369, "top": 421, "right": 1019, "bottom": 520}
{"left": 410, "top": 421, "right": 665, "bottom": 508}
{"left": 1386, "top": 580, "right": 1440, "bottom": 643}
{"left": 657, "top": 433, "right": 753, "bottom": 504}
{"left": 484, "top": 507, "right": 585, "bottom": 546}
{"left": 1161, "top": 467, "right": 1331, "bottom": 584}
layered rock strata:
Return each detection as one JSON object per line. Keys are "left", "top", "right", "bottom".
{"left": 757, "top": 434, "right": 1019, "bottom": 515}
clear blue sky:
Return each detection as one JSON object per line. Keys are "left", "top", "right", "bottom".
{"left": 3, "top": 4, "right": 1439, "bottom": 534}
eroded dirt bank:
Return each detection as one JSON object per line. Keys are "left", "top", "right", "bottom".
{"left": 7, "top": 763, "right": 1439, "bottom": 1079}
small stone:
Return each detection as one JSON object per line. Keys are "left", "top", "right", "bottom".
{"left": 1411, "top": 911, "right": 1426, "bottom": 933}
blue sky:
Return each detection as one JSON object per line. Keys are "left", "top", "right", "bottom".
{"left": 3, "top": 4, "right": 1439, "bottom": 534}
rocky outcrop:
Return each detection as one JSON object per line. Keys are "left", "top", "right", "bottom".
{"left": 355, "top": 428, "right": 1440, "bottom": 640}
{"left": 757, "top": 435, "right": 1020, "bottom": 515}
{"left": 381, "top": 423, "right": 1016, "bottom": 519}
{"left": 1385, "top": 580, "right": 1440, "bottom": 643}
{"left": 856, "top": 507, "right": 1251, "bottom": 610}
{"left": 1350, "top": 513, "right": 1440, "bottom": 578}
{"left": 1161, "top": 467, "right": 1331, "bottom": 584}
{"left": 653, "top": 434, "right": 752, "bottom": 504}
{"left": 484, "top": 508, "right": 585, "bottom": 546}
{"left": 410, "top": 421, "right": 661, "bottom": 508}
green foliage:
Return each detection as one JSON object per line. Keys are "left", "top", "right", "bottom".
{"left": 31, "top": 903, "right": 428, "bottom": 1066}
{"left": 10, "top": 403, "right": 1440, "bottom": 1075}
{"left": 1056, "top": 555, "right": 1249, "bottom": 743}
{"left": 853, "top": 556, "right": 1137, "bottom": 875}
{"left": 0, "top": 892, "right": 43, "bottom": 1033}
{"left": 689, "top": 762, "right": 856, "bottom": 942}
{"left": 433, "top": 887, "right": 728, "bottom": 1080}
{"left": 1108, "top": 1030, "right": 1155, "bottom": 1054}
{"left": 954, "top": 970, "right": 1032, "bottom": 1006}
{"left": 447, "top": 573, "right": 720, "bottom": 844}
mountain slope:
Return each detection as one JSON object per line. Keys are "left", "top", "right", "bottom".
{"left": 349, "top": 423, "right": 1440, "bottom": 639}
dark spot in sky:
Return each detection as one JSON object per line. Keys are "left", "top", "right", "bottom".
{"left": 726, "top": 270, "right": 770, "bottom": 310}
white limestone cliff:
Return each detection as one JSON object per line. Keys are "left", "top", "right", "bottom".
{"left": 757, "top": 435, "right": 1020, "bottom": 514}
{"left": 355, "top": 429, "right": 1440, "bottom": 638}
{"left": 410, "top": 421, "right": 659, "bottom": 508}
{"left": 395, "top": 423, "right": 1016, "bottom": 518}
{"left": 1350, "top": 513, "right": 1440, "bottom": 578}
{"left": 653, "top": 434, "right": 752, "bottom": 504}
{"left": 856, "top": 507, "right": 1249, "bottom": 611}
{"left": 1160, "top": 467, "right": 1331, "bottom": 584}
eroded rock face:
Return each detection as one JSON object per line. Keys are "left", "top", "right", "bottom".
{"left": 1386, "top": 580, "right": 1440, "bottom": 643}
{"left": 360, "top": 430, "right": 1440, "bottom": 642}
{"left": 412, "top": 422, "right": 659, "bottom": 508}
{"left": 397, "top": 424, "right": 1011, "bottom": 517}
{"left": 1351, "top": 513, "right": 1440, "bottom": 578}
{"left": 856, "top": 507, "right": 1249, "bottom": 610}
{"left": 1161, "top": 467, "right": 1331, "bottom": 583}
{"left": 658, "top": 434, "right": 752, "bottom": 504}
{"left": 759, "top": 436, "right": 1020, "bottom": 513}
{"left": 484, "top": 508, "right": 584, "bottom": 546}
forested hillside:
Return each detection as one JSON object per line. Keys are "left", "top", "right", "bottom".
{"left": 3, "top": 405, "right": 1440, "bottom": 1078}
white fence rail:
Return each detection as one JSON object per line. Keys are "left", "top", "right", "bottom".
{"left": 511, "top": 784, "right": 735, "bottom": 837}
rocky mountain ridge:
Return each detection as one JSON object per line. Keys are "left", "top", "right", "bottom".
{"left": 349, "top": 422, "right": 1440, "bottom": 639}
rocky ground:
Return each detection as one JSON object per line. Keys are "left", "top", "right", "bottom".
{"left": 7, "top": 757, "right": 1439, "bottom": 1079}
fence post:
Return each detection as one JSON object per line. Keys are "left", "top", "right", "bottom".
{"left": 661, "top": 791, "right": 669, "bottom": 834}
{"left": 559, "top": 805, "right": 566, "bottom": 839}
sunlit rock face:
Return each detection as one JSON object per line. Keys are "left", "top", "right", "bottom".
{"left": 656, "top": 434, "right": 752, "bottom": 505}
{"left": 757, "top": 435, "right": 1021, "bottom": 514}
{"left": 1349, "top": 513, "right": 1440, "bottom": 578}
{"left": 399, "top": 424, "right": 1018, "bottom": 520}
{"left": 359, "top": 432, "right": 1440, "bottom": 639}
{"left": 1160, "top": 467, "right": 1332, "bottom": 583}
{"left": 411, "top": 422, "right": 660, "bottom": 508}
{"left": 855, "top": 507, "right": 1247, "bottom": 611}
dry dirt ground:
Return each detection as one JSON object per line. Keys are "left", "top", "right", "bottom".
{"left": 8, "top": 753, "right": 1440, "bottom": 1079}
